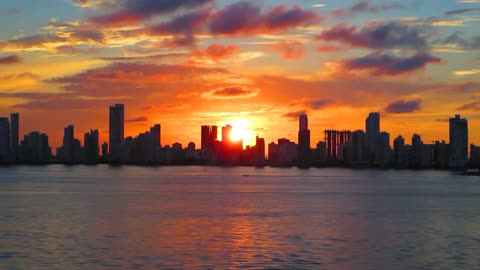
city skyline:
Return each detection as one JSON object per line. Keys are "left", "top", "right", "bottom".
{"left": 0, "top": 105, "right": 473, "bottom": 169}
{"left": 0, "top": 0, "right": 479, "bottom": 148}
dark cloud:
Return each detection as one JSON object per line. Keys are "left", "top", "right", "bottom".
{"left": 282, "top": 110, "right": 307, "bottom": 120}
{"left": 69, "top": 30, "right": 105, "bottom": 44}
{"left": 147, "top": 9, "right": 210, "bottom": 35}
{"left": 0, "top": 54, "right": 21, "bottom": 64}
{"left": 438, "top": 31, "right": 480, "bottom": 50}
{"left": 445, "top": 7, "right": 480, "bottom": 16}
{"left": 332, "top": 0, "right": 404, "bottom": 17}
{"left": 265, "top": 40, "right": 305, "bottom": 60}
{"left": 458, "top": 101, "right": 480, "bottom": 111}
{"left": 89, "top": 0, "right": 213, "bottom": 26}
{"left": 307, "top": 99, "right": 335, "bottom": 109}
{"left": 289, "top": 98, "right": 334, "bottom": 110}
{"left": 342, "top": 52, "right": 441, "bottom": 76}
{"left": 385, "top": 99, "right": 422, "bottom": 113}
{"left": 201, "top": 85, "right": 260, "bottom": 99}
{"left": 316, "top": 22, "right": 429, "bottom": 50}
{"left": 126, "top": 116, "right": 148, "bottom": 123}
{"left": 209, "top": 2, "right": 320, "bottom": 35}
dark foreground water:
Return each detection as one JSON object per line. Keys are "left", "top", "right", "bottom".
{"left": 0, "top": 166, "right": 479, "bottom": 269}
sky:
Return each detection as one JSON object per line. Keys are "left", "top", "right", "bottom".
{"left": 0, "top": 0, "right": 479, "bottom": 149}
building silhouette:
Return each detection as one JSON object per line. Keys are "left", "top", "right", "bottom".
{"left": 84, "top": 129, "right": 99, "bottom": 164}
{"left": 298, "top": 113, "right": 311, "bottom": 167}
{"left": 109, "top": 104, "right": 124, "bottom": 162}
{"left": 62, "top": 125, "right": 74, "bottom": 163}
{"left": 20, "top": 132, "right": 51, "bottom": 163}
{"left": 10, "top": 113, "right": 19, "bottom": 158}
{"left": 449, "top": 114, "right": 468, "bottom": 168}
{"left": 0, "top": 117, "right": 10, "bottom": 162}
{"left": 324, "top": 130, "right": 352, "bottom": 161}
{"left": 366, "top": 112, "right": 380, "bottom": 161}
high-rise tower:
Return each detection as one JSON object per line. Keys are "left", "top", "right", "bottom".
{"left": 298, "top": 113, "right": 311, "bottom": 167}
{"left": 449, "top": 114, "right": 468, "bottom": 168}
{"left": 109, "top": 104, "right": 124, "bottom": 162}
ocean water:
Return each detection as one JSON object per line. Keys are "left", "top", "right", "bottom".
{"left": 0, "top": 166, "right": 479, "bottom": 270}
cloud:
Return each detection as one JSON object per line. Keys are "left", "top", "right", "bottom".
{"left": 146, "top": 9, "right": 211, "bottom": 37}
{"left": 89, "top": 0, "right": 213, "bottom": 26}
{"left": 0, "top": 72, "right": 39, "bottom": 80}
{"left": 445, "top": 7, "right": 480, "bottom": 16}
{"left": 385, "top": 99, "right": 422, "bottom": 113}
{"left": 46, "top": 62, "right": 230, "bottom": 98}
{"left": 126, "top": 116, "right": 148, "bottom": 123}
{"left": 453, "top": 69, "right": 480, "bottom": 76}
{"left": 72, "top": 0, "right": 117, "bottom": 8}
{"left": 438, "top": 32, "right": 480, "bottom": 50}
{"left": 98, "top": 52, "right": 187, "bottom": 61}
{"left": 265, "top": 40, "right": 305, "bottom": 59}
{"left": 0, "top": 54, "right": 21, "bottom": 64}
{"left": 331, "top": 0, "right": 404, "bottom": 17}
{"left": 289, "top": 98, "right": 335, "bottom": 110}
{"left": 282, "top": 110, "right": 307, "bottom": 120}
{"left": 0, "top": 34, "right": 67, "bottom": 52}
{"left": 341, "top": 52, "right": 441, "bottom": 76}
{"left": 458, "top": 101, "right": 480, "bottom": 111}
{"left": 191, "top": 43, "right": 239, "bottom": 63}
{"left": 201, "top": 85, "right": 260, "bottom": 99}
{"left": 316, "top": 22, "right": 429, "bottom": 50}
{"left": 209, "top": 2, "right": 321, "bottom": 36}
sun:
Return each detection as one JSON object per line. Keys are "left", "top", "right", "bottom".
{"left": 223, "top": 118, "right": 255, "bottom": 146}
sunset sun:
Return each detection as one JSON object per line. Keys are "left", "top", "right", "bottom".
{"left": 224, "top": 119, "right": 255, "bottom": 146}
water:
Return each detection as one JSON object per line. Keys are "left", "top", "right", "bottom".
{"left": 0, "top": 166, "right": 479, "bottom": 269}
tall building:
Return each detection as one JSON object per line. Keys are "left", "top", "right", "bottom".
{"left": 109, "top": 104, "right": 124, "bottom": 162}
{"left": 20, "top": 132, "right": 51, "bottom": 163}
{"left": 449, "top": 114, "right": 468, "bottom": 168}
{"left": 393, "top": 135, "right": 406, "bottom": 167}
{"left": 254, "top": 136, "right": 266, "bottom": 165}
{"left": 366, "top": 112, "right": 380, "bottom": 159}
{"left": 352, "top": 130, "right": 368, "bottom": 164}
{"left": 150, "top": 124, "right": 161, "bottom": 162}
{"left": 0, "top": 117, "right": 10, "bottom": 162}
{"left": 411, "top": 134, "right": 423, "bottom": 168}
{"left": 298, "top": 113, "right": 310, "bottom": 167}
{"left": 324, "top": 130, "right": 352, "bottom": 161}
{"left": 10, "top": 113, "right": 19, "bottom": 156}
{"left": 299, "top": 113, "right": 308, "bottom": 132}
{"left": 84, "top": 129, "right": 99, "bottom": 164}
{"left": 374, "top": 131, "right": 391, "bottom": 166}
{"left": 63, "top": 125, "right": 74, "bottom": 163}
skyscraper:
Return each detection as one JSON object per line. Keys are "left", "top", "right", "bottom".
{"left": 449, "top": 114, "right": 468, "bottom": 168}
{"left": 10, "top": 113, "right": 19, "bottom": 156}
{"left": 366, "top": 112, "right": 380, "bottom": 158}
{"left": 63, "top": 125, "right": 74, "bottom": 163}
{"left": 298, "top": 113, "right": 311, "bottom": 167}
{"left": 109, "top": 104, "right": 124, "bottom": 162}
{"left": 84, "top": 129, "right": 99, "bottom": 164}
{"left": 299, "top": 113, "right": 308, "bottom": 132}
{"left": 0, "top": 117, "right": 10, "bottom": 162}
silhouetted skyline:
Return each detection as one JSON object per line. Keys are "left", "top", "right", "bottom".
{"left": 0, "top": 1, "right": 478, "bottom": 151}
{"left": 0, "top": 105, "right": 474, "bottom": 169}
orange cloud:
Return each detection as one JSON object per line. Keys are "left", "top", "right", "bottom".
{"left": 265, "top": 40, "right": 305, "bottom": 59}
